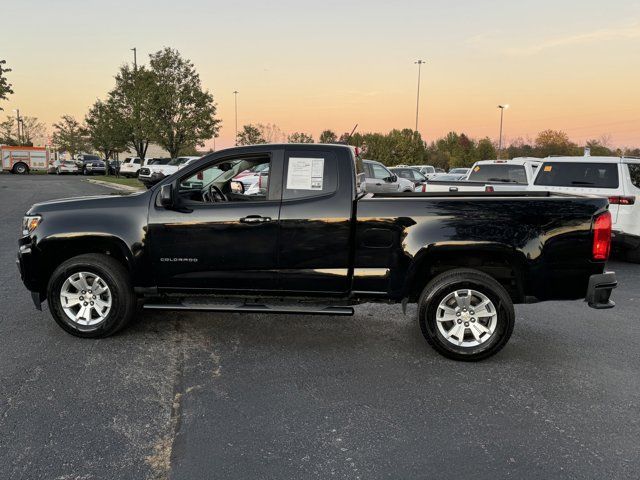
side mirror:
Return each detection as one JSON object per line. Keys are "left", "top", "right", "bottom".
{"left": 159, "top": 184, "right": 174, "bottom": 208}
{"left": 230, "top": 180, "right": 245, "bottom": 194}
{"left": 386, "top": 174, "right": 397, "bottom": 183}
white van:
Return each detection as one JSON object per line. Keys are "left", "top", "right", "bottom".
{"left": 530, "top": 156, "right": 640, "bottom": 261}
{"left": 120, "top": 157, "right": 142, "bottom": 178}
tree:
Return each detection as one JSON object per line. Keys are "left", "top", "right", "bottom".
{"left": 319, "top": 130, "right": 338, "bottom": 143}
{"left": 52, "top": 115, "right": 89, "bottom": 158}
{"left": 147, "top": 48, "right": 220, "bottom": 158}
{"left": 19, "top": 116, "right": 46, "bottom": 146}
{"left": 237, "top": 124, "right": 266, "bottom": 145}
{"left": 287, "top": 132, "right": 314, "bottom": 143}
{"left": 108, "top": 64, "right": 157, "bottom": 160}
{"left": 0, "top": 60, "right": 13, "bottom": 110}
{"left": 535, "top": 130, "right": 578, "bottom": 157}
{"left": 0, "top": 117, "right": 17, "bottom": 145}
{"left": 476, "top": 137, "right": 497, "bottom": 160}
{"left": 257, "top": 123, "right": 285, "bottom": 143}
{"left": 585, "top": 137, "right": 614, "bottom": 156}
{"left": 85, "top": 99, "right": 128, "bottom": 162}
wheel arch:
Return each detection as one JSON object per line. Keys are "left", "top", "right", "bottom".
{"left": 36, "top": 235, "right": 135, "bottom": 299}
{"left": 403, "top": 244, "right": 526, "bottom": 304}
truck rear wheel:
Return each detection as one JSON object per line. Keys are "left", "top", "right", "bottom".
{"left": 13, "top": 162, "right": 28, "bottom": 174}
{"left": 417, "top": 268, "right": 515, "bottom": 361}
{"left": 47, "top": 254, "right": 136, "bottom": 338}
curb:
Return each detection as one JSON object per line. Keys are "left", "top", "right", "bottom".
{"left": 86, "top": 179, "right": 144, "bottom": 193}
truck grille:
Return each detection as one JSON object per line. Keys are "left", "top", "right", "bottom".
{"left": 139, "top": 168, "right": 150, "bottom": 176}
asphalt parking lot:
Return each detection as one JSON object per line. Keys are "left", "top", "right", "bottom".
{"left": 0, "top": 174, "right": 638, "bottom": 480}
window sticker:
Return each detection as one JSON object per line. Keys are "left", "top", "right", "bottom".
{"left": 544, "top": 165, "right": 552, "bottom": 172}
{"left": 474, "top": 166, "right": 480, "bottom": 172}
{"left": 286, "top": 157, "right": 324, "bottom": 190}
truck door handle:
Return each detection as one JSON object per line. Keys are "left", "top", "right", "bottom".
{"left": 375, "top": 183, "right": 382, "bottom": 186}
{"left": 240, "top": 215, "right": 271, "bottom": 224}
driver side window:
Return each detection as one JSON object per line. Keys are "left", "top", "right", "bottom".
{"left": 372, "top": 163, "right": 391, "bottom": 180}
{"left": 178, "top": 156, "right": 272, "bottom": 203}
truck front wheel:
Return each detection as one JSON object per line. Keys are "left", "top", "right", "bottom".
{"left": 13, "top": 162, "right": 28, "bottom": 174}
{"left": 418, "top": 268, "right": 515, "bottom": 361}
{"left": 47, "top": 254, "right": 136, "bottom": 338}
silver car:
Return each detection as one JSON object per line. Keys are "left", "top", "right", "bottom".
{"left": 363, "top": 160, "right": 415, "bottom": 193}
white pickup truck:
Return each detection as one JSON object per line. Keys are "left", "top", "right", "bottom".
{"left": 138, "top": 156, "right": 201, "bottom": 188}
{"left": 424, "top": 158, "right": 541, "bottom": 193}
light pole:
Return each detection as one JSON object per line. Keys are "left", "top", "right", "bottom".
{"left": 233, "top": 90, "right": 239, "bottom": 146}
{"left": 497, "top": 104, "right": 509, "bottom": 159}
{"left": 414, "top": 60, "right": 426, "bottom": 133}
{"left": 131, "top": 47, "right": 137, "bottom": 71}
{"left": 13, "top": 108, "right": 21, "bottom": 144}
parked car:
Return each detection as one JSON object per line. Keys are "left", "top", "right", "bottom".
{"left": 449, "top": 168, "right": 470, "bottom": 176}
{"left": 529, "top": 155, "right": 640, "bottom": 262}
{"left": 233, "top": 162, "right": 270, "bottom": 191}
{"left": 1, "top": 146, "right": 50, "bottom": 174}
{"left": 138, "top": 156, "right": 200, "bottom": 188}
{"left": 107, "top": 159, "right": 120, "bottom": 176}
{"left": 424, "top": 159, "right": 541, "bottom": 193}
{"left": 431, "top": 172, "right": 467, "bottom": 182}
{"left": 76, "top": 154, "right": 106, "bottom": 175}
{"left": 409, "top": 164, "right": 437, "bottom": 179}
{"left": 363, "top": 160, "right": 415, "bottom": 193}
{"left": 18, "top": 144, "right": 617, "bottom": 361}
{"left": 390, "top": 167, "right": 428, "bottom": 191}
{"left": 48, "top": 159, "right": 79, "bottom": 175}
{"left": 120, "top": 157, "right": 142, "bottom": 178}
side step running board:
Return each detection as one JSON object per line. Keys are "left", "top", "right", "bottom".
{"left": 143, "top": 298, "right": 354, "bottom": 316}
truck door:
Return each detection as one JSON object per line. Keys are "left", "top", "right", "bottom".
{"left": 277, "top": 148, "right": 353, "bottom": 294}
{"left": 147, "top": 149, "right": 284, "bottom": 292}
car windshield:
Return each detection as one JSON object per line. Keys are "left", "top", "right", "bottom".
{"left": 467, "top": 164, "right": 527, "bottom": 184}
{"left": 85, "top": 155, "right": 100, "bottom": 161}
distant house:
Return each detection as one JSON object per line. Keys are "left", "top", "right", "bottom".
{"left": 118, "top": 143, "right": 170, "bottom": 160}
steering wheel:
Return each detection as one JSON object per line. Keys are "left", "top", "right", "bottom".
{"left": 207, "top": 185, "right": 227, "bottom": 202}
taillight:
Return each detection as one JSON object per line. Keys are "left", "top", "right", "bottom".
{"left": 197, "top": 172, "right": 203, "bottom": 180}
{"left": 608, "top": 196, "right": 635, "bottom": 205}
{"left": 258, "top": 173, "right": 262, "bottom": 189}
{"left": 422, "top": 183, "right": 426, "bottom": 192}
{"left": 485, "top": 185, "right": 495, "bottom": 192}
{"left": 592, "top": 211, "right": 612, "bottom": 261}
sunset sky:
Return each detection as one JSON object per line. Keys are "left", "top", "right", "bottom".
{"left": 2, "top": 0, "right": 640, "bottom": 150}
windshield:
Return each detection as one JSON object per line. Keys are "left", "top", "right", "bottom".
{"left": 534, "top": 162, "right": 619, "bottom": 188}
{"left": 85, "top": 155, "right": 100, "bottom": 161}
{"left": 467, "top": 164, "right": 527, "bottom": 184}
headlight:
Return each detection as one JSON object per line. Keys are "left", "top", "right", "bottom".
{"left": 22, "top": 215, "right": 41, "bottom": 236}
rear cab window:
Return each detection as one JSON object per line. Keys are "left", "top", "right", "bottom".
{"left": 468, "top": 164, "right": 527, "bottom": 184}
{"left": 534, "top": 162, "right": 619, "bottom": 189}
{"left": 283, "top": 150, "right": 338, "bottom": 200}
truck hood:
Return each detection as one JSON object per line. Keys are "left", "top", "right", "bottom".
{"left": 27, "top": 192, "right": 146, "bottom": 215}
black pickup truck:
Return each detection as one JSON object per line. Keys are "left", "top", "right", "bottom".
{"left": 17, "top": 144, "right": 617, "bottom": 361}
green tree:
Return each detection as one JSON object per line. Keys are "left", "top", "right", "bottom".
{"left": 85, "top": 99, "right": 128, "bottom": 163}
{"left": 535, "top": 129, "right": 578, "bottom": 157}
{"left": 237, "top": 124, "right": 266, "bottom": 145}
{"left": 476, "top": 137, "right": 497, "bottom": 160}
{"left": 287, "top": 132, "right": 314, "bottom": 143}
{"left": 147, "top": 48, "right": 220, "bottom": 158}
{"left": 0, "top": 117, "right": 17, "bottom": 145}
{"left": 52, "top": 115, "right": 89, "bottom": 158}
{"left": 585, "top": 138, "right": 614, "bottom": 156}
{"left": 319, "top": 129, "right": 338, "bottom": 143}
{"left": 108, "top": 64, "right": 157, "bottom": 160}
{"left": 0, "top": 60, "right": 13, "bottom": 110}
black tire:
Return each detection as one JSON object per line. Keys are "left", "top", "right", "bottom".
{"left": 13, "top": 162, "right": 28, "bottom": 174}
{"left": 418, "top": 268, "right": 515, "bottom": 361}
{"left": 47, "top": 254, "right": 136, "bottom": 338}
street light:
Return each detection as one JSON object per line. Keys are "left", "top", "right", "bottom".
{"left": 131, "top": 47, "right": 137, "bottom": 70}
{"left": 233, "top": 90, "right": 239, "bottom": 146}
{"left": 497, "top": 104, "right": 509, "bottom": 159}
{"left": 414, "top": 60, "right": 426, "bottom": 133}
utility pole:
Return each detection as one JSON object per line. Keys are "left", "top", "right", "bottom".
{"left": 497, "top": 104, "right": 509, "bottom": 159}
{"left": 13, "top": 108, "right": 21, "bottom": 144}
{"left": 414, "top": 60, "right": 426, "bottom": 133}
{"left": 233, "top": 91, "right": 239, "bottom": 146}
{"left": 131, "top": 47, "right": 137, "bottom": 71}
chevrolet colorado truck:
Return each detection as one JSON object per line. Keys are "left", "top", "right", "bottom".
{"left": 17, "top": 144, "right": 617, "bottom": 361}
